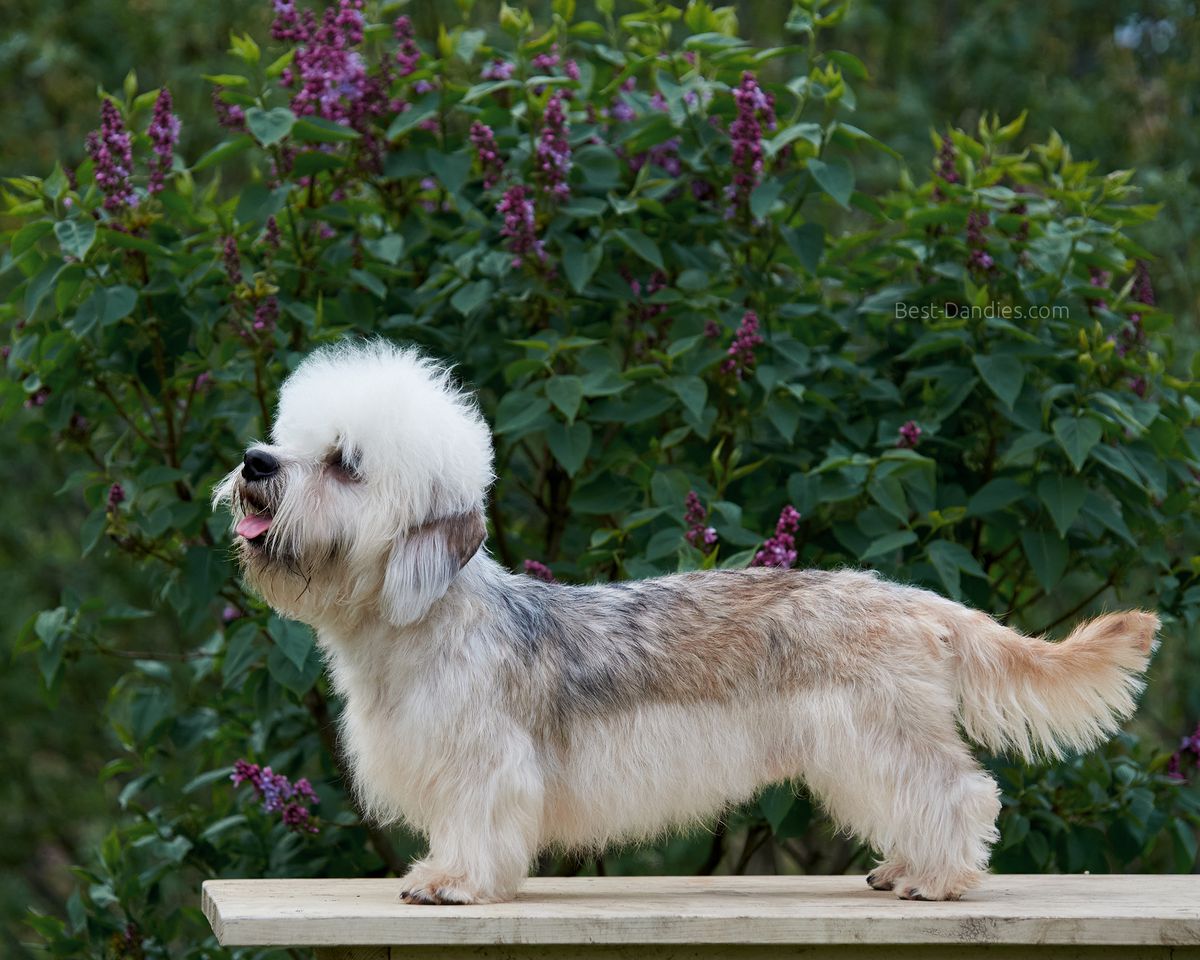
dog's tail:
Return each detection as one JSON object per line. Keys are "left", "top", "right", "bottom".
{"left": 944, "top": 607, "right": 1159, "bottom": 760}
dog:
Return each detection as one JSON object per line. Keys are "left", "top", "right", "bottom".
{"left": 214, "top": 339, "right": 1159, "bottom": 904}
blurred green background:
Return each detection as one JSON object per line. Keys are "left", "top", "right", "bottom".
{"left": 2, "top": 0, "right": 1196, "bottom": 954}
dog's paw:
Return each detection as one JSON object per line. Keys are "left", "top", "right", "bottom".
{"left": 894, "top": 873, "right": 971, "bottom": 901}
{"left": 398, "top": 867, "right": 480, "bottom": 906}
{"left": 865, "top": 860, "right": 905, "bottom": 892}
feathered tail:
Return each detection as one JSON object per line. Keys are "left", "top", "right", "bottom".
{"left": 947, "top": 609, "right": 1159, "bottom": 760}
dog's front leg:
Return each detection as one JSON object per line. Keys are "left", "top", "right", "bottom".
{"left": 399, "top": 751, "right": 543, "bottom": 905}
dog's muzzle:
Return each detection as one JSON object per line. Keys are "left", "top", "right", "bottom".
{"left": 236, "top": 448, "right": 277, "bottom": 543}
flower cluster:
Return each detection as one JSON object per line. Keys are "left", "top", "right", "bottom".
{"left": 252, "top": 296, "right": 279, "bottom": 334}
{"left": 1087, "top": 267, "right": 1111, "bottom": 313}
{"left": 629, "top": 137, "right": 682, "bottom": 177}
{"left": 107, "top": 482, "right": 126, "bottom": 511}
{"left": 393, "top": 15, "right": 421, "bottom": 75}
{"left": 896, "top": 420, "right": 922, "bottom": 449}
{"left": 721, "top": 310, "right": 764, "bottom": 378}
{"left": 535, "top": 91, "right": 571, "bottom": 200}
{"left": 470, "top": 122, "right": 504, "bottom": 190}
{"left": 231, "top": 759, "right": 320, "bottom": 833}
{"left": 1167, "top": 721, "right": 1200, "bottom": 781}
{"left": 497, "top": 185, "right": 545, "bottom": 268}
{"left": 752, "top": 505, "right": 801, "bottom": 568}
{"left": 523, "top": 559, "right": 556, "bottom": 582}
{"left": 222, "top": 236, "right": 243, "bottom": 287}
{"left": 146, "top": 88, "right": 181, "bottom": 195}
{"left": 1115, "top": 260, "right": 1154, "bottom": 357}
{"left": 212, "top": 87, "right": 246, "bottom": 130}
{"left": 482, "top": 59, "right": 515, "bottom": 81}
{"left": 85, "top": 99, "right": 136, "bottom": 212}
{"left": 932, "top": 134, "right": 959, "bottom": 201}
{"left": 273, "top": 0, "right": 390, "bottom": 134}
{"left": 966, "top": 210, "right": 994, "bottom": 273}
{"left": 724, "top": 71, "right": 775, "bottom": 218}
{"left": 531, "top": 45, "right": 560, "bottom": 71}
{"left": 683, "top": 491, "right": 718, "bottom": 554}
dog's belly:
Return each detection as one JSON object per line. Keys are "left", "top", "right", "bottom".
{"left": 539, "top": 696, "right": 804, "bottom": 848}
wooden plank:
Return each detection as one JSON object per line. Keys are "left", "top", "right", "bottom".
{"left": 377, "top": 948, "right": 1196, "bottom": 960}
{"left": 203, "top": 875, "right": 1200, "bottom": 948}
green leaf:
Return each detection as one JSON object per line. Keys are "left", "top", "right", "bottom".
{"left": 292, "top": 116, "right": 360, "bottom": 142}
{"left": 613, "top": 228, "right": 664, "bottom": 270}
{"left": 1037, "top": 475, "right": 1087, "bottom": 537}
{"left": 268, "top": 616, "right": 314, "bottom": 672}
{"left": 192, "top": 135, "right": 254, "bottom": 172}
{"left": 966, "top": 478, "right": 1026, "bottom": 516}
{"left": 927, "top": 540, "right": 987, "bottom": 599}
{"left": 573, "top": 145, "right": 621, "bottom": 190}
{"left": 973, "top": 354, "right": 1024, "bottom": 409}
{"left": 102, "top": 285, "right": 138, "bottom": 325}
{"left": 349, "top": 268, "right": 386, "bottom": 300}
{"left": 267, "top": 642, "right": 321, "bottom": 697}
{"left": 783, "top": 222, "right": 824, "bottom": 271}
{"left": 450, "top": 279, "right": 493, "bottom": 316}
{"left": 562, "top": 240, "right": 604, "bottom": 294}
{"left": 244, "top": 106, "right": 296, "bottom": 147}
{"left": 53, "top": 219, "right": 96, "bottom": 260}
{"left": 868, "top": 475, "right": 908, "bottom": 523}
{"left": 546, "top": 421, "right": 592, "bottom": 476}
{"left": 1020, "top": 530, "right": 1068, "bottom": 590}
{"left": 1052, "top": 415, "right": 1102, "bottom": 472}
{"left": 546, "top": 376, "right": 584, "bottom": 423}
{"left": 363, "top": 233, "right": 405, "bottom": 266}
{"left": 494, "top": 392, "right": 551, "bottom": 435}
{"left": 749, "top": 178, "right": 784, "bottom": 220}
{"left": 668, "top": 376, "right": 707, "bottom": 419}
{"left": 860, "top": 529, "right": 917, "bottom": 561}
{"left": 806, "top": 157, "right": 854, "bottom": 209}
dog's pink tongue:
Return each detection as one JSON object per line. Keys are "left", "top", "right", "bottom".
{"left": 236, "top": 514, "right": 272, "bottom": 539}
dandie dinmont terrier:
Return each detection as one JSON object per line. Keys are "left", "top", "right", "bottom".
{"left": 215, "top": 340, "right": 1159, "bottom": 903}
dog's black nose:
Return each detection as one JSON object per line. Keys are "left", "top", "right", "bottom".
{"left": 242, "top": 449, "right": 279, "bottom": 482}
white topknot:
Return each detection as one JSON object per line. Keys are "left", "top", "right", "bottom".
{"left": 272, "top": 339, "right": 494, "bottom": 518}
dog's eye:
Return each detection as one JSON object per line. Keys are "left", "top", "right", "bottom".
{"left": 328, "top": 448, "right": 362, "bottom": 482}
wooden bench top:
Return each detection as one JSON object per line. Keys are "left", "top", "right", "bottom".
{"left": 201, "top": 875, "right": 1200, "bottom": 948}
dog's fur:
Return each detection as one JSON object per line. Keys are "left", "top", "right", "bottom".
{"left": 214, "top": 340, "right": 1160, "bottom": 904}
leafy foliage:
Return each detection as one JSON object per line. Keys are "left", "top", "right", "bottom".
{"left": 2, "top": 0, "right": 1198, "bottom": 955}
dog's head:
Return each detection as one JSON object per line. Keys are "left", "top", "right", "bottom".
{"left": 214, "top": 341, "right": 492, "bottom": 628}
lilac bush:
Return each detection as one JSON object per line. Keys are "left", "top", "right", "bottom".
{"left": 4, "top": 0, "right": 1199, "bottom": 954}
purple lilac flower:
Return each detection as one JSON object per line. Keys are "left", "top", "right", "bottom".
{"left": 610, "top": 99, "right": 635, "bottom": 123}
{"left": 470, "top": 121, "right": 504, "bottom": 190}
{"left": 752, "top": 505, "right": 801, "bottom": 568}
{"left": 85, "top": 99, "right": 136, "bottom": 212}
{"left": 482, "top": 59, "right": 515, "bottom": 81}
{"left": 221, "top": 604, "right": 242, "bottom": 623}
{"left": 107, "top": 483, "right": 125, "bottom": 511}
{"left": 721, "top": 310, "right": 764, "bottom": 378}
{"left": 1168, "top": 721, "right": 1200, "bottom": 782}
{"left": 24, "top": 387, "right": 51, "bottom": 409}
{"left": 497, "top": 184, "right": 545, "bottom": 268}
{"left": 146, "top": 88, "right": 181, "bottom": 195}
{"left": 263, "top": 216, "right": 282, "bottom": 250}
{"left": 535, "top": 91, "right": 571, "bottom": 200}
{"left": 223, "top": 236, "right": 243, "bottom": 286}
{"left": 531, "top": 45, "right": 560, "bottom": 71}
{"left": 683, "top": 491, "right": 718, "bottom": 554}
{"left": 629, "top": 137, "right": 682, "bottom": 177}
{"left": 936, "top": 135, "right": 959, "bottom": 185}
{"left": 966, "top": 210, "right": 995, "bottom": 274}
{"left": 897, "top": 420, "right": 922, "bottom": 449}
{"left": 1115, "top": 261, "right": 1155, "bottom": 357}
{"left": 1087, "top": 267, "right": 1111, "bottom": 313}
{"left": 274, "top": 0, "right": 389, "bottom": 133}
{"left": 703, "top": 319, "right": 722, "bottom": 339}
{"left": 1129, "top": 376, "right": 1148, "bottom": 398}
{"left": 523, "top": 559, "right": 556, "bottom": 582}
{"left": 724, "top": 72, "right": 775, "bottom": 219}
{"left": 564, "top": 59, "right": 581, "bottom": 81}
{"left": 253, "top": 297, "right": 279, "bottom": 333}
{"left": 231, "top": 759, "right": 320, "bottom": 833}
{"left": 649, "top": 91, "right": 668, "bottom": 112}
{"left": 212, "top": 87, "right": 246, "bottom": 130}
{"left": 393, "top": 15, "right": 421, "bottom": 75}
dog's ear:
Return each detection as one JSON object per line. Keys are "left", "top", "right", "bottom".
{"left": 381, "top": 508, "right": 486, "bottom": 626}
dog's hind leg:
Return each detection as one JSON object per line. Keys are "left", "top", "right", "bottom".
{"left": 795, "top": 684, "right": 1001, "bottom": 901}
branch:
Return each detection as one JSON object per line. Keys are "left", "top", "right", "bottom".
{"left": 1032, "top": 571, "right": 1118, "bottom": 636}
